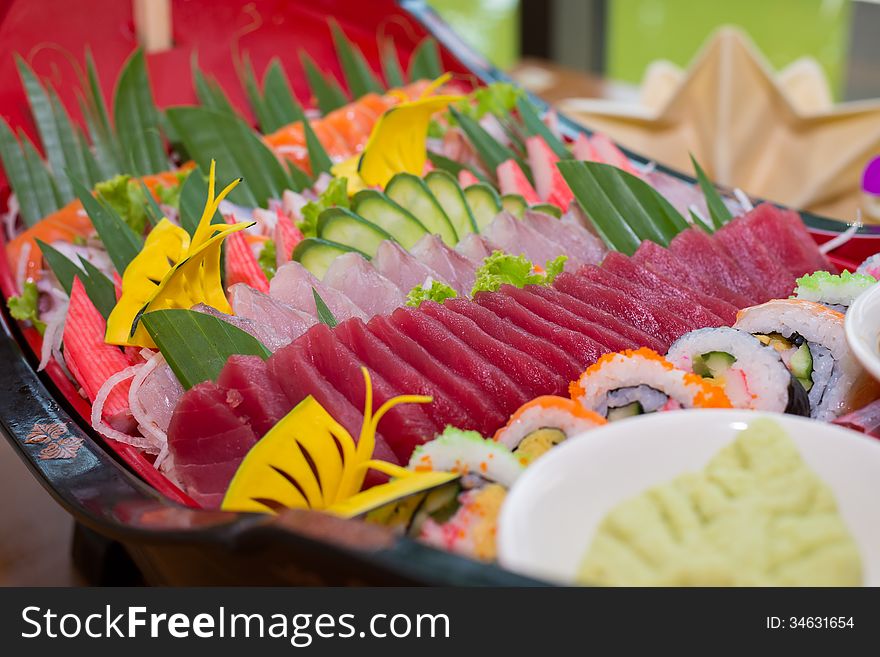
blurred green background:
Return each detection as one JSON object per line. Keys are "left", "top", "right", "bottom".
{"left": 428, "top": 0, "right": 857, "bottom": 98}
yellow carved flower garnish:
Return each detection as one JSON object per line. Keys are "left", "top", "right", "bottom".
{"left": 222, "top": 368, "right": 458, "bottom": 517}
{"left": 355, "top": 75, "right": 463, "bottom": 188}
{"left": 105, "top": 161, "right": 253, "bottom": 348}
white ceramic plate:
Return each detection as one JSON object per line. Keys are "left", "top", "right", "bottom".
{"left": 498, "top": 410, "right": 880, "bottom": 586}
{"left": 846, "top": 284, "right": 880, "bottom": 384}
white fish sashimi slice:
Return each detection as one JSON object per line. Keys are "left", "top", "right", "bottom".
{"left": 483, "top": 212, "right": 569, "bottom": 269}
{"left": 135, "top": 361, "right": 182, "bottom": 433}
{"left": 323, "top": 252, "right": 406, "bottom": 318}
{"left": 229, "top": 283, "right": 315, "bottom": 348}
{"left": 411, "top": 234, "right": 478, "bottom": 295}
{"left": 522, "top": 209, "right": 606, "bottom": 267}
{"left": 454, "top": 233, "right": 499, "bottom": 264}
{"left": 270, "top": 261, "right": 367, "bottom": 322}
{"left": 373, "top": 240, "right": 446, "bottom": 293}
{"left": 192, "top": 303, "right": 290, "bottom": 352}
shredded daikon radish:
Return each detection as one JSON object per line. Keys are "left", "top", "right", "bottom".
{"left": 38, "top": 300, "right": 68, "bottom": 372}
{"left": 820, "top": 212, "right": 862, "bottom": 255}
{"left": 128, "top": 350, "right": 169, "bottom": 453}
{"left": 91, "top": 365, "right": 158, "bottom": 453}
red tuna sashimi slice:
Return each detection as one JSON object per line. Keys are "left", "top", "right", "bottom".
{"left": 740, "top": 203, "right": 835, "bottom": 276}
{"left": 484, "top": 212, "right": 571, "bottom": 269}
{"left": 373, "top": 240, "right": 445, "bottom": 293}
{"left": 367, "top": 315, "right": 507, "bottom": 435}
{"left": 713, "top": 218, "right": 796, "bottom": 299}
{"left": 474, "top": 289, "right": 608, "bottom": 369}
{"left": 632, "top": 240, "right": 752, "bottom": 308}
{"left": 668, "top": 228, "right": 766, "bottom": 303}
{"left": 444, "top": 297, "right": 583, "bottom": 382}
{"left": 497, "top": 159, "right": 540, "bottom": 204}
{"left": 507, "top": 284, "right": 658, "bottom": 353}
{"left": 323, "top": 252, "right": 406, "bottom": 318}
{"left": 525, "top": 135, "right": 573, "bottom": 208}
{"left": 573, "top": 264, "right": 724, "bottom": 330}
{"left": 553, "top": 272, "right": 691, "bottom": 348}
{"left": 167, "top": 381, "right": 259, "bottom": 508}
{"left": 600, "top": 252, "right": 736, "bottom": 324}
{"left": 63, "top": 277, "right": 131, "bottom": 423}
{"left": 266, "top": 341, "right": 399, "bottom": 470}
{"left": 522, "top": 209, "right": 606, "bottom": 267}
{"left": 390, "top": 307, "right": 532, "bottom": 417}
{"left": 418, "top": 300, "right": 568, "bottom": 398}
{"left": 411, "top": 234, "right": 478, "bottom": 295}
{"left": 335, "top": 318, "right": 473, "bottom": 432}
{"left": 216, "top": 354, "right": 290, "bottom": 437}
{"left": 303, "top": 323, "right": 439, "bottom": 460}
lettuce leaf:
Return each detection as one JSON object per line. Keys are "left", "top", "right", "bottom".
{"left": 298, "top": 177, "right": 349, "bottom": 238}
{"left": 7, "top": 280, "right": 45, "bottom": 334}
{"left": 471, "top": 251, "right": 567, "bottom": 295}
{"left": 449, "top": 82, "right": 524, "bottom": 124}
{"left": 406, "top": 279, "right": 458, "bottom": 307}
{"left": 258, "top": 239, "right": 277, "bottom": 281}
{"left": 94, "top": 174, "right": 147, "bottom": 234}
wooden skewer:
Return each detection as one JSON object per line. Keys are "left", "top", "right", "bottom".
{"left": 133, "top": 0, "right": 173, "bottom": 53}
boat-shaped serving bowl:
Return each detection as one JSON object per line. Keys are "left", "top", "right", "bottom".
{"left": 0, "top": 0, "right": 878, "bottom": 585}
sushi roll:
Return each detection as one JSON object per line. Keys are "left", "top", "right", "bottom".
{"left": 418, "top": 484, "right": 506, "bottom": 562}
{"left": 493, "top": 395, "right": 606, "bottom": 462}
{"left": 792, "top": 270, "right": 876, "bottom": 312}
{"left": 734, "top": 299, "right": 880, "bottom": 420}
{"left": 408, "top": 427, "right": 526, "bottom": 488}
{"left": 666, "top": 327, "right": 810, "bottom": 415}
{"left": 570, "top": 347, "right": 732, "bottom": 421}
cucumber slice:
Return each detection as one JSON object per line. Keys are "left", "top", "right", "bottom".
{"left": 385, "top": 173, "right": 458, "bottom": 245}
{"left": 351, "top": 190, "right": 428, "bottom": 250}
{"left": 693, "top": 351, "right": 736, "bottom": 379}
{"left": 292, "top": 237, "right": 362, "bottom": 279}
{"left": 607, "top": 401, "right": 643, "bottom": 421}
{"left": 425, "top": 170, "right": 478, "bottom": 237}
{"left": 790, "top": 343, "right": 813, "bottom": 383}
{"left": 500, "top": 193, "right": 527, "bottom": 219}
{"left": 317, "top": 207, "right": 393, "bottom": 258}
{"left": 464, "top": 183, "right": 502, "bottom": 232}
{"left": 530, "top": 203, "right": 562, "bottom": 218}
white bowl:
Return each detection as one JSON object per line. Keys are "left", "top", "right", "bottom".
{"left": 846, "top": 283, "right": 880, "bottom": 383}
{"left": 498, "top": 410, "right": 880, "bottom": 586}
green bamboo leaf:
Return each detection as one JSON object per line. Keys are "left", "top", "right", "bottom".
{"left": 303, "top": 120, "right": 332, "bottom": 175}
{"left": 427, "top": 151, "right": 488, "bottom": 182}
{"left": 689, "top": 208, "right": 714, "bottom": 234}
{"left": 380, "top": 39, "right": 405, "bottom": 88}
{"left": 448, "top": 106, "right": 530, "bottom": 182}
{"left": 261, "top": 59, "right": 307, "bottom": 131}
{"left": 76, "top": 127, "right": 104, "bottom": 187}
{"left": 178, "top": 167, "right": 222, "bottom": 236}
{"left": 557, "top": 160, "right": 689, "bottom": 254}
{"left": 300, "top": 50, "right": 348, "bottom": 114}
{"left": 286, "top": 161, "right": 312, "bottom": 192}
{"left": 407, "top": 37, "right": 443, "bottom": 81}
{"left": 330, "top": 19, "right": 384, "bottom": 98}
{"left": 166, "top": 106, "right": 293, "bottom": 208}
{"left": 72, "top": 176, "right": 143, "bottom": 274}
{"left": 113, "top": 50, "right": 168, "bottom": 175}
{"left": 516, "top": 97, "right": 570, "bottom": 159}
{"left": 690, "top": 154, "right": 733, "bottom": 229}
{"left": 0, "top": 121, "right": 45, "bottom": 225}
{"left": 35, "top": 240, "right": 81, "bottom": 295}
{"left": 135, "top": 177, "right": 164, "bottom": 227}
{"left": 77, "top": 256, "right": 118, "bottom": 320}
{"left": 83, "top": 48, "right": 122, "bottom": 173}
{"left": 312, "top": 287, "right": 338, "bottom": 328}
{"left": 192, "top": 56, "right": 237, "bottom": 116}
{"left": 239, "top": 53, "right": 273, "bottom": 132}
{"left": 141, "top": 308, "right": 271, "bottom": 389}
{"left": 21, "top": 133, "right": 63, "bottom": 214}
{"left": 48, "top": 88, "right": 89, "bottom": 189}
{"left": 15, "top": 56, "right": 73, "bottom": 201}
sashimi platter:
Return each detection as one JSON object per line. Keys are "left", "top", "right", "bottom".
{"left": 3, "top": 12, "right": 880, "bottom": 587}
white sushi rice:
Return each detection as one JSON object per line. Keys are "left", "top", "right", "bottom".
{"left": 733, "top": 299, "right": 862, "bottom": 420}
{"left": 602, "top": 385, "right": 669, "bottom": 415}
{"left": 666, "top": 327, "right": 792, "bottom": 412}
{"left": 408, "top": 429, "right": 524, "bottom": 488}
{"left": 572, "top": 351, "right": 715, "bottom": 417}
